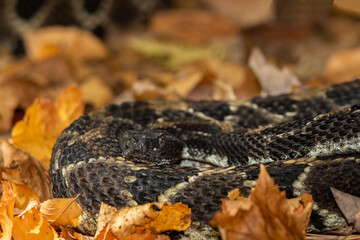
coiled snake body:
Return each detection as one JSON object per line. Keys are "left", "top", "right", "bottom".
{"left": 50, "top": 79, "right": 360, "bottom": 233}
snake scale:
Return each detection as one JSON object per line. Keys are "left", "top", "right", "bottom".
{"left": 50, "top": 79, "right": 360, "bottom": 234}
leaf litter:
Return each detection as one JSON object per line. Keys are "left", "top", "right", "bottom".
{"left": 1, "top": 4, "right": 360, "bottom": 239}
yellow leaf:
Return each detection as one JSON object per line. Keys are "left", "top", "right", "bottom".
{"left": 10, "top": 182, "right": 40, "bottom": 210}
{"left": 40, "top": 197, "right": 83, "bottom": 227}
{"left": 13, "top": 207, "right": 59, "bottom": 240}
{"left": 11, "top": 85, "right": 84, "bottom": 167}
{"left": 0, "top": 181, "right": 15, "bottom": 240}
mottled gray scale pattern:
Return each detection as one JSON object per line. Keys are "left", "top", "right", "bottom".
{"left": 49, "top": 79, "right": 360, "bottom": 233}
{"left": 189, "top": 101, "right": 231, "bottom": 121}
{"left": 326, "top": 79, "right": 360, "bottom": 106}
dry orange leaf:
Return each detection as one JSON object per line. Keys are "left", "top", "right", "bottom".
{"left": 10, "top": 182, "right": 40, "bottom": 210}
{"left": 93, "top": 223, "right": 117, "bottom": 240}
{"left": 96, "top": 202, "right": 191, "bottom": 239}
{"left": 211, "top": 164, "right": 313, "bottom": 240}
{"left": 0, "top": 181, "right": 15, "bottom": 240}
{"left": 13, "top": 206, "right": 59, "bottom": 240}
{"left": 11, "top": 85, "right": 84, "bottom": 167}
{"left": 150, "top": 203, "right": 192, "bottom": 233}
{"left": 120, "top": 233, "right": 170, "bottom": 240}
{"left": 40, "top": 196, "right": 83, "bottom": 228}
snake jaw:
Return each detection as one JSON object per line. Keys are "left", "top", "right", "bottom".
{"left": 119, "top": 129, "right": 184, "bottom": 165}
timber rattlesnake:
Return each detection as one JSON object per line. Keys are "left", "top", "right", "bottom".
{"left": 50, "top": 79, "right": 360, "bottom": 233}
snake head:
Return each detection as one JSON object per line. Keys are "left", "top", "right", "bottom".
{"left": 119, "top": 130, "right": 184, "bottom": 165}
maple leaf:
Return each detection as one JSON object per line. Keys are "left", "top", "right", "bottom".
{"left": 11, "top": 85, "right": 84, "bottom": 167}
{"left": 211, "top": 164, "right": 313, "bottom": 240}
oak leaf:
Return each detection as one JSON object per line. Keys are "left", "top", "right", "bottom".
{"left": 40, "top": 196, "right": 83, "bottom": 228}
{"left": 11, "top": 85, "right": 84, "bottom": 167}
{"left": 211, "top": 164, "right": 313, "bottom": 240}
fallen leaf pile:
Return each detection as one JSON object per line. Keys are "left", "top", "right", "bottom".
{"left": 1, "top": 3, "right": 360, "bottom": 239}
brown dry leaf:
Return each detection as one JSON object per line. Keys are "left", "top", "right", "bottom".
{"left": 331, "top": 187, "right": 360, "bottom": 232}
{"left": 0, "top": 180, "right": 15, "bottom": 240}
{"left": 24, "top": 26, "right": 108, "bottom": 60}
{"left": 211, "top": 164, "right": 313, "bottom": 240}
{"left": 1, "top": 140, "right": 50, "bottom": 201}
{"left": 11, "top": 85, "right": 84, "bottom": 167}
{"left": 12, "top": 205, "right": 59, "bottom": 240}
{"left": 96, "top": 202, "right": 191, "bottom": 239}
{"left": 248, "top": 48, "right": 300, "bottom": 96}
{"left": 151, "top": 10, "right": 237, "bottom": 45}
{"left": 40, "top": 197, "right": 83, "bottom": 228}
{"left": 323, "top": 47, "right": 360, "bottom": 84}
{"left": 200, "top": 58, "right": 260, "bottom": 98}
